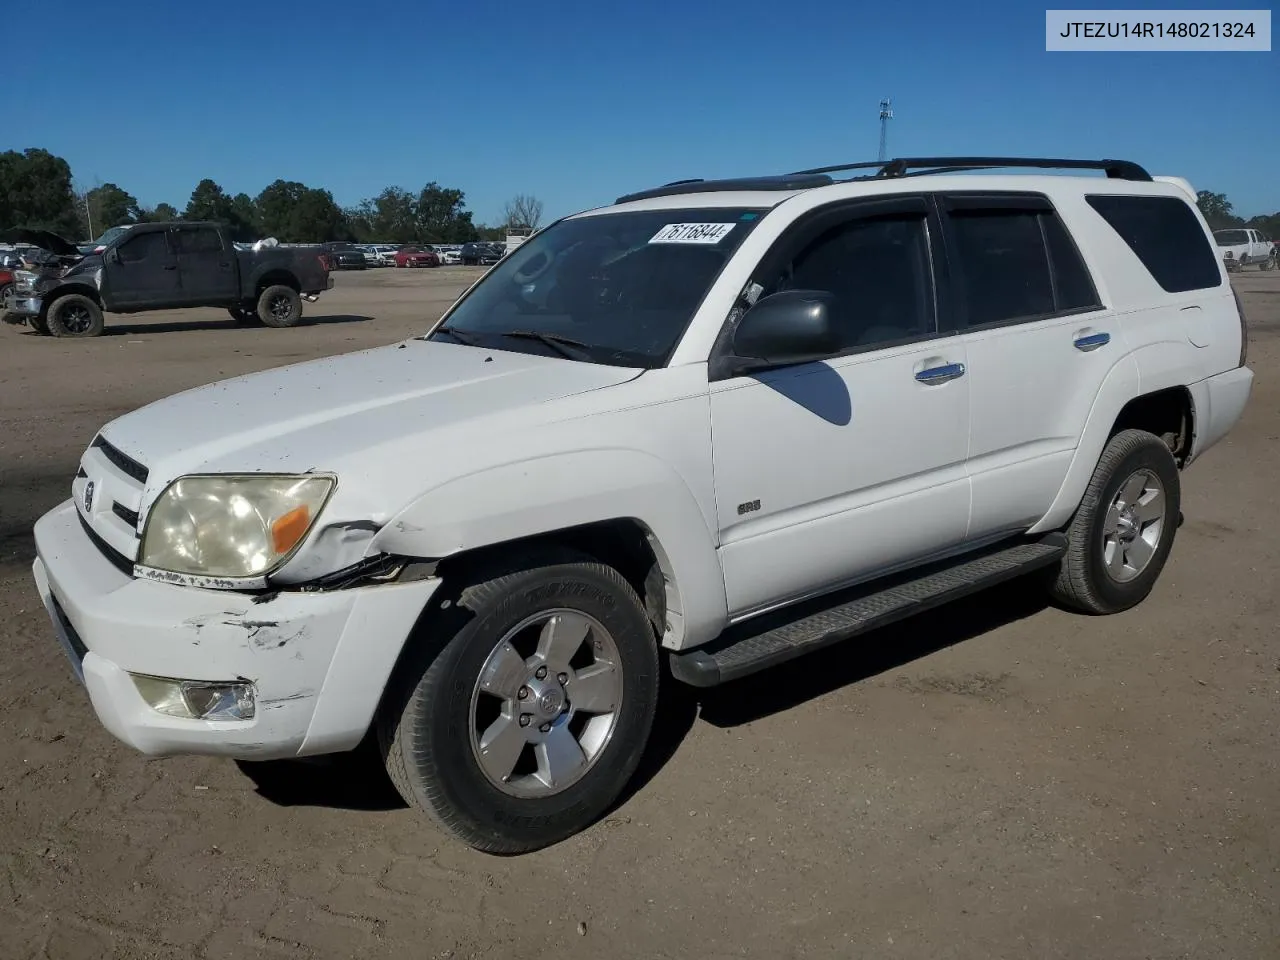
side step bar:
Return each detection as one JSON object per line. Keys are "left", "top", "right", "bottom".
{"left": 669, "top": 534, "right": 1068, "bottom": 688}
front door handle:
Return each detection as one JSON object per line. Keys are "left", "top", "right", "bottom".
{"left": 162, "top": 264, "right": 177, "bottom": 271}
{"left": 1073, "top": 331, "right": 1110, "bottom": 351}
{"left": 915, "top": 362, "right": 966, "bottom": 385}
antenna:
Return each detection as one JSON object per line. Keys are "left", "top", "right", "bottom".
{"left": 877, "top": 98, "right": 893, "bottom": 162}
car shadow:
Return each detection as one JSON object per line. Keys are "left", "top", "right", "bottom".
{"left": 103, "top": 314, "right": 373, "bottom": 336}
{"left": 234, "top": 732, "right": 407, "bottom": 812}
{"left": 232, "top": 576, "right": 1051, "bottom": 822}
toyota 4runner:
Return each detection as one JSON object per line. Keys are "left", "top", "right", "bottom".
{"left": 31, "top": 156, "right": 1254, "bottom": 853}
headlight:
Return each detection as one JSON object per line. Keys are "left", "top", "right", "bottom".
{"left": 139, "top": 474, "right": 335, "bottom": 579}
{"left": 13, "top": 269, "right": 41, "bottom": 293}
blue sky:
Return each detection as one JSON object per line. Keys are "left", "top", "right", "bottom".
{"left": 12, "top": 0, "right": 1278, "bottom": 226}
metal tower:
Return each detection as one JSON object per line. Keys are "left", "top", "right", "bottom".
{"left": 878, "top": 98, "right": 893, "bottom": 162}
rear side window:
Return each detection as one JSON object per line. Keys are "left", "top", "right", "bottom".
{"left": 945, "top": 204, "right": 1101, "bottom": 327}
{"left": 175, "top": 228, "right": 224, "bottom": 255}
{"left": 1085, "top": 195, "right": 1222, "bottom": 293}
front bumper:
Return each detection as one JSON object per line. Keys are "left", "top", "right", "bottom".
{"left": 32, "top": 500, "right": 440, "bottom": 760}
{"left": 5, "top": 295, "right": 42, "bottom": 317}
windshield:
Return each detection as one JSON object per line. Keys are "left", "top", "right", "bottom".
{"left": 427, "top": 207, "right": 765, "bottom": 367}
{"left": 1214, "top": 230, "right": 1249, "bottom": 245}
{"left": 95, "top": 225, "right": 132, "bottom": 246}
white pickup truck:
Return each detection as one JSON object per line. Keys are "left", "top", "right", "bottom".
{"left": 1214, "top": 227, "right": 1276, "bottom": 271}
{"left": 32, "top": 156, "right": 1254, "bottom": 853}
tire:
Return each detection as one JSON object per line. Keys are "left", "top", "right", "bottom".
{"left": 1261, "top": 256, "right": 1275, "bottom": 271}
{"left": 1049, "top": 428, "right": 1181, "bottom": 615}
{"left": 377, "top": 550, "right": 661, "bottom": 854}
{"left": 256, "top": 285, "right": 302, "bottom": 328}
{"left": 28, "top": 313, "right": 51, "bottom": 335}
{"left": 46, "top": 294, "right": 104, "bottom": 338}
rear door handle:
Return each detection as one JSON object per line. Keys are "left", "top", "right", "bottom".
{"left": 915, "top": 362, "right": 966, "bottom": 385}
{"left": 1073, "top": 331, "right": 1110, "bottom": 351}
{"left": 162, "top": 264, "right": 177, "bottom": 271}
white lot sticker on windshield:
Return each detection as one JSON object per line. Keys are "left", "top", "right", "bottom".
{"left": 649, "top": 223, "right": 736, "bottom": 245}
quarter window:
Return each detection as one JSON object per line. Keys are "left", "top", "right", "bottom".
{"left": 1086, "top": 194, "right": 1222, "bottom": 293}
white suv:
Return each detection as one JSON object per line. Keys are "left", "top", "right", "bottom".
{"left": 32, "top": 157, "right": 1254, "bottom": 853}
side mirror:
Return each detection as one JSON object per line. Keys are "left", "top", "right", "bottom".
{"left": 105, "top": 247, "right": 119, "bottom": 264}
{"left": 724, "top": 289, "right": 841, "bottom": 376}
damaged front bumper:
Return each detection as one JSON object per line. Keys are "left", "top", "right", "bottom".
{"left": 2, "top": 295, "right": 42, "bottom": 320}
{"left": 32, "top": 499, "right": 440, "bottom": 760}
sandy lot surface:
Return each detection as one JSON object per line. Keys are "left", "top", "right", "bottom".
{"left": 1, "top": 266, "right": 1277, "bottom": 960}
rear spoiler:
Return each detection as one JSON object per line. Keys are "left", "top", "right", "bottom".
{"left": 1153, "top": 176, "right": 1197, "bottom": 203}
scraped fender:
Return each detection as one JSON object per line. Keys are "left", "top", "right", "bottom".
{"left": 371, "top": 449, "right": 727, "bottom": 650}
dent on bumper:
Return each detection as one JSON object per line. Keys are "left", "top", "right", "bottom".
{"left": 32, "top": 499, "right": 440, "bottom": 760}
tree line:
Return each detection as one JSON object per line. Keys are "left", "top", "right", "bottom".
{"left": 1196, "top": 191, "right": 1279, "bottom": 237}
{"left": 0, "top": 147, "right": 545, "bottom": 245}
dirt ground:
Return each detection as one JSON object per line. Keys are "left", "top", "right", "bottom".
{"left": 1, "top": 265, "right": 1277, "bottom": 960}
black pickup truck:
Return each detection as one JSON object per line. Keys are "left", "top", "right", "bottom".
{"left": 1, "top": 222, "right": 333, "bottom": 338}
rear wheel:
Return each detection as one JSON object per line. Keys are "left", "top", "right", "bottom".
{"left": 256, "top": 285, "right": 302, "bottom": 328}
{"left": 378, "top": 551, "right": 660, "bottom": 854}
{"left": 46, "top": 294, "right": 104, "bottom": 338}
{"left": 1050, "top": 429, "right": 1181, "bottom": 614}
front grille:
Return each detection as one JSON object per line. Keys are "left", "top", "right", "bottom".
{"left": 91, "top": 435, "right": 149, "bottom": 484}
{"left": 111, "top": 502, "right": 140, "bottom": 529}
{"left": 79, "top": 511, "right": 135, "bottom": 576}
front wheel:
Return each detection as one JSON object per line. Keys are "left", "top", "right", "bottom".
{"left": 1049, "top": 428, "right": 1181, "bottom": 615}
{"left": 378, "top": 551, "right": 660, "bottom": 854}
{"left": 46, "top": 294, "right": 105, "bottom": 338}
{"left": 256, "top": 285, "right": 302, "bottom": 327}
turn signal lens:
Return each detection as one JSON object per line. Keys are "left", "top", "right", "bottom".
{"left": 271, "top": 505, "right": 312, "bottom": 554}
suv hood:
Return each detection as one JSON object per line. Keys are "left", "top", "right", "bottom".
{"left": 100, "top": 339, "right": 643, "bottom": 497}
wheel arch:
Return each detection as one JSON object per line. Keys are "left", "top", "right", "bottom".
{"left": 44, "top": 284, "right": 102, "bottom": 311}
{"left": 369, "top": 450, "right": 728, "bottom": 652}
{"left": 1029, "top": 350, "right": 1197, "bottom": 534}
{"left": 253, "top": 269, "right": 301, "bottom": 296}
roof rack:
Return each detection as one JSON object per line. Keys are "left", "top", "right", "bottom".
{"left": 614, "top": 173, "right": 834, "bottom": 205}
{"left": 790, "top": 156, "right": 1153, "bottom": 182}
{"left": 613, "top": 156, "right": 1152, "bottom": 205}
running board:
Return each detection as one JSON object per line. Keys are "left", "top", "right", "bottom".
{"left": 669, "top": 534, "right": 1068, "bottom": 688}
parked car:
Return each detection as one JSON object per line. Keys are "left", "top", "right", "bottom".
{"left": 440, "top": 248, "right": 462, "bottom": 265}
{"left": 1214, "top": 228, "right": 1275, "bottom": 271}
{"left": 28, "top": 156, "right": 1253, "bottom": 855}
{"left": 3, "top": 222, "right": 333, "bottom": 337}
{"left": 460, "top": 241, "right": 503, "bottom": 265}
{"left": 395, "top": 245, "right": 440, "bottom": 268}
{"left": 322, "top": 242, "right": 367, "bottom": 270}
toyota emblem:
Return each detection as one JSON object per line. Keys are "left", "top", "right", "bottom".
{"left": 83, "top": 480, "right": 95, "bottom": 513}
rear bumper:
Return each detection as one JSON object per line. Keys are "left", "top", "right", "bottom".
{"left": 32, "top": 499, "right": 440, "bottom": 761}
{"left": 1187, "top": 365, "right": 1254, "bottom": 463}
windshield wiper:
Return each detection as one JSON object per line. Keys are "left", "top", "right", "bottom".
{"left": 432, "top": 324, "right": 484, "bottom": 346}
{"left": 498, "top": 330, "right": 593, "bottom": 361}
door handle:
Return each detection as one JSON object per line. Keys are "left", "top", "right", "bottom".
{"left": 162, "top": 264, "right": 177, "bottom": 270}
{"left": 1073, "top": 331, "right": 1110, "bottom": 351}
{"left": 915, "top": 362, "right": 965, "bottom": 385}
